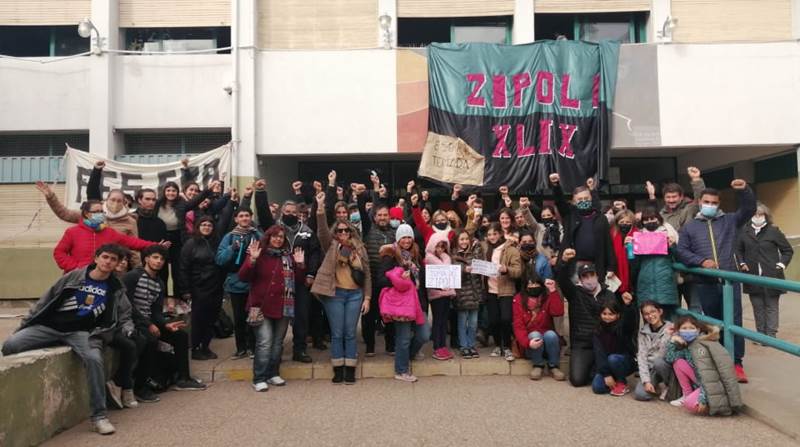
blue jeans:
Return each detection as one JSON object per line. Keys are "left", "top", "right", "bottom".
{"left": 592, "top": 354, "right": 632, "bottom": 394}
{"left": 253, "top": 317, "right": 290, "bottom": 383}
{"left": 321, "top": 288, "right": 363, "bottom": 366}
{"left": 394, "top": 320, "right": 431, "bottom": 374}
{"left": 526, "top": 330, "right": 561, "bottom": 368}
{"left": 691, "top": 282, "right": 745, "bottom": 365}
{"left": 457, "top": 309, "right": 478, "bottom": 350}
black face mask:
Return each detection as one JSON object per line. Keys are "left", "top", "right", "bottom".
{"left": 541, "top": 218, "right": 555, "bottom": 225}
{"left": 644, "top": 222, "right": 659, "bottom": 232}
{"left": 434, "top": 222, "right": 448, "bottom": 231}
{"left": 282, "top": 214, "right": 298, "bottom": 227}
{"left": 526, "top": 286, "right": 544, "bottom": 296}
{"left": 619, "top": 224, "right": 632, "bottom": 234}
{"left": 520, "top": 243, "right": 537, "bottom": 253}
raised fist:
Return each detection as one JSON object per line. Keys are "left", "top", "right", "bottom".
{"left": 549, "top": 173, "right": 560, "bottom": 185}
{"left": 544, "top": 278, "right": 557, "bottom": 293}
{"left": 292, "top": 181, "right": 303, "bottom": 192}
{"left": 410, "top": 193, "right": 419, "bottom": 206}
{"left": 687, "top": 166, "right": 701, "bottom": 180}
{"left": 621, "top": 292, "right": 634, "bottom": 305}
{"left": 421, "top": 190, "right": 430, "bottom": 201}
{"left": 254, "top": 179, "right": 266, "bottom": 190}
{"left": 328, "top": 170, "right": 337, "bottom": 185}
{"left": 519, "top": 197, "right": 530, "bottom": 208}
{"left": 645, "top": 180, "right": 656, "bottom": 198}
{"left": 407, "top": 180, "right": 415, "bottom": 193}
{"left": 730, "top": 179, "right": 747, "bottom": 190}
{"left": 561, "top": 248, "right": 576, "bottom": 262}
{"left": 95, "top": 160, "right": 106, "bottom": 169}
{"left": 313, "top": 180, "right": 323, "bottom": 192}
{"left": 315, "top": 191, "right": 326, "bottom": 205}
{"left": 180, "top": 157, "right": 189, "bottom": 167}
{"left": 499, "top": 185, "right": 509, "bottom": 196}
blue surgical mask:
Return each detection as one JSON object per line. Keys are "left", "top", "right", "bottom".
{"left": 84, "top": 212, "right": 105, "bottom": 230}
{"left": 576, "top": 200, "right": 592, "bottom": 211}
{"left": 389, "top": 219, "right": 400, "bottom": 229}
{"left": 700, "top": 204, "right": 718, "bottom": 218}
{"left": 349, "top": 212, "right": 361, "bottom": 223}
{"left": 679, "top": 329, "right": 699, "bottom": 343}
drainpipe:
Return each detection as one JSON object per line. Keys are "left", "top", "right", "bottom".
{"left": 231, "top": 0, "right": 241, "bottom": 184}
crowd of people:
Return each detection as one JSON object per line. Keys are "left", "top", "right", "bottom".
{"left": 1, "top": 159, "right": 794, "bottom": 435}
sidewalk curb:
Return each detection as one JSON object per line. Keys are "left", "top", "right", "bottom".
{"left": 740, "top": 404, "right": 799, "bottom": 442}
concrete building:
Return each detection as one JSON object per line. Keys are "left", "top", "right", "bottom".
{"left": 1, "top": 0, "right": 800, "bottom": 296}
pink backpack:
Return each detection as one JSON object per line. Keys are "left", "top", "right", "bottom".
{"left": 379, "top": 267, "right": 422, "bottom": 323}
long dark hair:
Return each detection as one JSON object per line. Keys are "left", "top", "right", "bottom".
{"left": 157, "top": 181, "right": 181, "bottom": 209}
{"left": 192, "top": 215, "right": 220, "bottom": 247}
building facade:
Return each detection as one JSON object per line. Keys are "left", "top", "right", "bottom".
{"left": 1, "top": 0, "right": 800, "bottom": 294}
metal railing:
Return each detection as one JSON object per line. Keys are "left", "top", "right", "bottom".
{"left": 672, "top": 263, "right": 800, "bottom": 357}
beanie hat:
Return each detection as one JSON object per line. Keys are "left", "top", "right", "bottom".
{"left": 395, "top": 224, "right": 414, "bottom": 242}
{"left": 389, "top": 207, "right": 404, "bottom": 221}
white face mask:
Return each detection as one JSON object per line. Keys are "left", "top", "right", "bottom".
{"left": 751, "top": 216, "right": 766, "bottom": 226}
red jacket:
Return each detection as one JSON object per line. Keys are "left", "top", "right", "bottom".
{"left": 239, "top": 252, "right": 305, "bottom": 319}
{"left": 411, "top": 207, "right": 454, "bottom": 246}
{"left": 53, "top": 221, "right": 155, "bottom": 273}
{"left": 610, "top": 228, "right": 635, "bottom": 294}
{"left": 512, "top": 290, "right": 564, "bottom": 354}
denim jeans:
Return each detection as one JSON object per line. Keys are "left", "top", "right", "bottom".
{"left": 321, "top": 288, "right": 363, "bottom": 366}
{"left": 253, "top": 317, "right": 290, "bottom": 383}
{"left": 633, "top": 358, "right": 672, "bottom": 401}
{"left": 526, "top": 330, "right": 561, "bottom": 368}
{"left": 591, "top": 353, "right": 632, "bottom": 394}
{"left": 457, "top": 309, "right": 478, "bottom": 350}
{"left": 394, "top": 320, "right": 431, "bottom": 374}
{"left": 2, "top": 325, "right": 107, "bottom": 420}
{"left": 691, "top": 282, "right": 745, "bottom": 365}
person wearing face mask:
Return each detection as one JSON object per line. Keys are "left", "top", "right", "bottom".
{"left": 676, "top": 179, "right": 755, "bottom": 383}
{"left": 664, "top": 316, "right": 742, "bottom": 415}
{"left": 736, "top": 203, "right": 793, "bottom": 338}
{"left": 609, "top": 210, "right": 636, "bottom": 295}
{"left": 629, "top": 208, "right": 680, "bottom": 321}
{"left": 512, "top": 272, "right": 565, "bottom": 380}
{"left": 362, "top": 204, "right": 397, "bottom": 356}
{"left": 413, "top": 205, "right": 454, "bottom": 246}
{"left": 518, "top": 231, "right": 553, "bottom": 280}
{"left": 557, "top": 249, "right": 619, "bottom": 387}
{"left": 550, "top": 174, "right": 616, "bottom": 284}
{"left": 537, "top": 205, "right": 564, "bottom": 264}
{"left": 54, "top": 200, "right": 159, "bottom": 274}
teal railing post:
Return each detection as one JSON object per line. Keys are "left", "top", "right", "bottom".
{"left": 721, "top": 280, "right": 735, "bottom": 358}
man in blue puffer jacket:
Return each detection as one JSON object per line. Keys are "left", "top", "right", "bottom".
{"left": 676, "top": 178, "right": 756, "bottom": 383}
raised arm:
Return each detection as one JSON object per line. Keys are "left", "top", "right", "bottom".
{"left": 86, "top": 162, "right": 104, "bottom": 201}
{"left": 315, "top": 192, "right": 333, "bottom": 252}
{"left": 253, "top": 179, "right": 275, "bottom": 231}
{"left": 36, "top": 181, "right": 81, "bottom": 223}
{"left": 730, "top": 180, "right": 756, "bottom": 228}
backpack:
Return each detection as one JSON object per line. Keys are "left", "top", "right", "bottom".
{"left": 213, "top": 308, "right": 234, "bottom": 338}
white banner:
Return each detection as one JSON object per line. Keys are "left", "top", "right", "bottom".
{"left": 63, "top": 145, "right": 232, "bottom": 209}
{"left": 469, "top": 259, "right": 498, "bottom": 277}
{"left": 425, "top": 265, "right": 462, "bottom": 289}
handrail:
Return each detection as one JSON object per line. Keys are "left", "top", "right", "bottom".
{"left": 671, "top": 263, "right": 800, "bottom": 358}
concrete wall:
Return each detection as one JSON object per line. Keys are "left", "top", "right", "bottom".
{"left": 0, "top": 248, "right": 63, "bottom": 299}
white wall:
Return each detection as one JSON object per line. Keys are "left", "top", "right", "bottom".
{"left": 114, "top": 55, "right": 232, "bottom": 129}
{"left": 257, "top": 49, "right": 397, "bottom": 155}
{"left": 658, "top": 42, "right": 800, "bottom": 147}
{"left": 0, "top": 58, "right": 90, "bottom": 131}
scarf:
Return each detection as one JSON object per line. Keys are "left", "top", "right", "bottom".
{"left": 103, "top": 203, "right": 130, "bottom": 220}
{"left": 267, "top": 247, "right": 296, "bottom": 318}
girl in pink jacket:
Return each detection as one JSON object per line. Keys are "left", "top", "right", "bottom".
{"left": 425, "top": 232, "right": 457, "bottom": 360}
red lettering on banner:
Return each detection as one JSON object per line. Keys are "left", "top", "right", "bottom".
{"left": 466, "top": 73, "right": 486, "bottom": 107}
{"left": 538, "top": 119, "right": 553, "bottom": 155}
{"left": 512, "top": 73, "right": 532, "bottom": 108}
{"left": 492, "top": 124, "right": 512, "bottom": 158}
{"left": 557, "top": 124, "right": 578, "bottom": 159}
{"left": 535, "top": 71, "right": 554, "bottom": 105}
{"left": 592, "top": 74, "right": 600, "bottom": 109}
{"left": 516, "top": 124, "right": 535, "bottom": 158}
{"left": 560, "top": 74, "right": 580, "bottom": 109}
{"left": 492, "top": 75, "right": 507, "bottom": 109}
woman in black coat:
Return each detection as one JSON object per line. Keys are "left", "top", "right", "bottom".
{"left": 180, "top": 216, "right": 225, "bottom": 359}
{"left": 736, "top": 203, "right": 794, "bottom": 337}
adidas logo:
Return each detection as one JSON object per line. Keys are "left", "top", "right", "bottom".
{"left": 80, "top": 285, "right": 107, "bottom": 296}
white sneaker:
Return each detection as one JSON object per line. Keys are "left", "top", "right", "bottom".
{"left": 490, "top": 347, "right": 502, "bottom": 357}
{"left": 253, "top": 382, "right": 269, "bottom": 392}
{"left": 670, "top": 397, "right": 685, "bottom": 407}
{"left": 503, "top": 349, "right": 515, "bottom": 362}
{"left": 394, "top": 373, "right": 418, "bottom": 383}
{"left": 105, "top": 381, "right": 123, "bottom": 410}
{"left": 267, "top": 376, "right": 286, "bottom": 386}
{"left": 121, "top": 389, "right": 138, "bottom": 409}
{"left": 414, "top": 352, "right": 425, "bottom": 361}
{"left": 93, "top": 418, "right": 116, "bottom": 435}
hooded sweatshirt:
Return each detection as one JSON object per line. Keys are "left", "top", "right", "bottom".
{"left": 424, "top": 231, "right": 457, "bottom": 300}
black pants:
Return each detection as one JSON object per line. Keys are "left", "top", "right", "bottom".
{"left": 362, "top": 285, "right": 382, "bottom": 352}
{"left": 569, "top": 343, "right": 595, "bottom": 387}
{"left": 229, "top": 292, "right": 255, "bottom": 352}
{"left": 108, "top": 330, "right": 137, "bottom": 390}
{"left": 191, "top": 290, "right": 223, "bottom": 350}
{"left": 448, "top": 307, "right": 459, "bottom": 348}
{"left": 486, "top": 294, "right": 513, "bottom": 350}
{"left": 292, "top": 283, "right": 320, "bottom": 354}
{"left": 430, "top": 298, "right": 450, "bottom": 350}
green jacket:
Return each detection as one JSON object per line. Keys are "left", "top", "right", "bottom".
{"left": 631, "top": 250, "right": 679, "bottom": 306}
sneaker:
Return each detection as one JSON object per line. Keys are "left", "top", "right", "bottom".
{"left": 530, "top": 366, "right": 543, "bottom": 380}
{"left": 192, "top": 349, "right": 211, "bottom": 361}
{"left": 441, "top": 348, "right": 454, "bottom": 360}
{"left": 365, "top": 351, "right": 376, "bottom": 358}
{"left": 503, "top": 349, "right": 515, "bottom": 362}
{"left": 134, "top": 387, "right": 160, "bottom": 403}
{"left": 469, "top": 348, "right": 480, "bottom": 358}
{"left": 202, "top": 347, "right": 218, "bottom": 360}
{"left": 550, "top": 367, "right": 566, "bottom": 381}
{"left": 267, "top": 376, "right": 286, "bottom": 386}
{"left": 490, "top": 347, "right": 502, "bottom": 357}
{"left": 432, "top": 348, "right": 449, "bottom": 361}
{"left": 93, "top": 417, "right": 115, "bottom": 435}
{"left": 248, "top": 350, "right": 255, "bottom": 359}
{"left": 231, "top": 349, "right": 248, "bottom": 360}
{"left": 394, "top": 373, "right": 418, "bottom": 383}
{"left": 670, "top": 397, "right": 685, "bottom": 407}
{"left": 735, "top": 364, "right": 748, "bottom": 383}
{"left": 610, "top": 382, "right": 630, "bottom": 396}
{"left": 173, "top": 378, "right": 207, "bottom": 391}
{"left": 121, "top": 389, "right": 138, "bottom": 409}
{"left": 459, "top": 348, "right": 471, "bottom": 358}
{"left": 413, "top": 351, "right": 425, "bottom": 361}
{"left": 253, "top": 382, "right": 269, "bottom": 392}
{"left": 292, "top": 352, "right": 313, "bottom": 363}
{"left": 312, "top": 340, "right": 328, "bottom": 351}
{"left": 105, "top": 381, "right": 123, "bottom": 410}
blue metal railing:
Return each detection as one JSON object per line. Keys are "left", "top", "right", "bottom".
{"left": 672, "top": 263, "right": 800, "bottom": 357}
{"left": 0, "top": 156, "right": 64, "bottom": 183}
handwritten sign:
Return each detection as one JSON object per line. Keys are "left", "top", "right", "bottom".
{"left": 469, "top": 259, "right": 498, "bottom": 277}
{"left": 425, "top": 265, "right": 462, "bottom": 289}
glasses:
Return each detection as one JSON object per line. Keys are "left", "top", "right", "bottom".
{"left": 335, "top": 228, "right": 351, "bottom": 234}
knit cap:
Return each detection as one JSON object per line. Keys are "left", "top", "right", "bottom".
{"left": 395, "top": 224, "right": 414, "bottom": 242}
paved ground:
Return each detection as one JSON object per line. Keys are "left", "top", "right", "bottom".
{"left": 45, "top": 376, "right": 797, "bottom": 447}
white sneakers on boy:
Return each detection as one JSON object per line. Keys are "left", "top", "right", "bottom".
{"left": 253, "top": 382, "right": 269, "bottom": 392}
{"left": 267, "top": 376, "right": 286, "bottom": 386}
{"left": 93, "top": 418, "right": 116, "bottom": 435}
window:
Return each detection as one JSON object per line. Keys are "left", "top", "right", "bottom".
{"left": 123, "top": 27, "right": 231, "bottom": 53}
{"left": 123, "top": 132, "right": 231, "bottom": 155}
{"left": 0, "top": 133, "right": 89, "bottom": 156}
{"left": 398, "top": 17, "right": 512, "bottom": 47}
{"left": 535, "top": 13, "right": 648, "bottom": 43}
{"left": 0, "top": 26, "right": 89, "bottom": 57}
